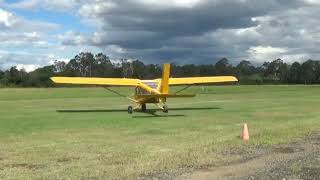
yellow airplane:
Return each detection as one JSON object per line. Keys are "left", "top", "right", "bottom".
{"left": 51, "top": 63, "right": 238, "bottom": 114}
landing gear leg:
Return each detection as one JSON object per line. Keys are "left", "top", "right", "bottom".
{"left": 155, "top": 103, "right": 169, "bottom": 113}
{"left": 128, "top": 106, "right": 133, "bottom": 114}
{"left": 141, "top": 104, "right": 147, "bottom": 112}
{"left": 162, "top": 105, "right": 168, "bottom": 113}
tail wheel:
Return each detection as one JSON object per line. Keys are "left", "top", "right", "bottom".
{"left": 128, "top": 106, "right": 133, "bottom": 114}
{"left": 162, "top": 105, "right": 168, "bottom": 113}
{"left": 141, "top": 104, "right": 147, "bottom": 112}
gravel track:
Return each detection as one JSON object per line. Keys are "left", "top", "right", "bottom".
{"left": 182, "top": 131, "right": 320, "bottom": 180}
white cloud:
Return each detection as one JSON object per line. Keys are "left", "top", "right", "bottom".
{"left": 0, "top": 8, "right": 18, "bottom": 27}
{"left": 247, "top": 46, "right": 288, "bottom": 62}
{"left": 0, "top": 8, "right": 58, "bottom": 32}
{"left": 0, "top": 8, "right": 58, "bottom": 51}
{"left": 0, "top": 50, "right": 74, "bottom": 71}
{"left": 16, "top": 64, "right": 40, "bottom": 72}
{"left": 6, "top": 0, "right": 78, "bottom": 11}
{"left": 280, "top": 53, "right": 310, "bottom": 63}
{"left": 246, "top": 46, "right": 314, "bottom": 63}
{"left": 106, "top": 45, "right": 126, "bottom": 54}
{"left": 7, "top": 0, "right": 39, "bottom": 9}
{"left": 136, "top": 0, "right": 203, "bottom": 8}
{"left": 49, "top": 58, "right": 69, "bottom": 64}
{"left": 79, "top": 1, "right": 117, "bottom": 17}
{"left": 58, "top": 31, "right": 94, "bottom": 46}
{"left": 48, "top": 54, "right": 70, "bottom": 65}
{"left": 302, "top": 0, "right": 320, "bottom": 5}
{"left": 0, "top": 31, "right": 52, "bottom": 48}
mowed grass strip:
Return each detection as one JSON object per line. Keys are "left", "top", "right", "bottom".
{"left": 0, "top": 86, "right": 320, "bottom": 179}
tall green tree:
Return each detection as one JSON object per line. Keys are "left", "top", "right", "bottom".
{"left": 121, "top": 59, "right": 134, "bottom": 78}
{"left": 170, "top": 63, "right": 183, "bottom": 77}
{"left": 144, "top": 64, "right": 162, "bottom": 79}
{"left": 27, "top": 65, "right": 55, "bottom": 87}
{"left": 182, "top": 64, "right": 198, "bottom": 77}
{"left": 6, "top": 67, "right": 28, "bottom": 86}
{"left": 262, "top": 58, "right": 288, "bottom": 82}
{"left": 214, "top": 58, "right": 234, "bottom": 75}
{"left": 198, "top": 64, "right": 214, "bottom": 76}
{"left": 299, "top": 60, "right": 317, "bottom": 84}
{"left": 236, "top": 60, "right": 256, "bottom": 76}
{"left": 69, "top": 52, "right": 95, "bottom": 77}
{"left": 93, "top": 53, "right": 113, "bottom": 77}
{"left": 131, "top": 60, "right": 146, "bottom": 79}
{"left": 54, "top": 60, "right": 67, "bottom": 74}
{"left": 0, "top": 70, "right": 4, "bottom": 80}
{"left": 288, "top": 62, "right": 300, "bottom": 84}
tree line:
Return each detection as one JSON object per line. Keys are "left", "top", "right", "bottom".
{"left": 1, "top": 52, "right": 320, "bottom": 87}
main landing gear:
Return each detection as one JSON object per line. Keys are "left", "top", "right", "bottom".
{"left": 162, "top": 105, "right": 168, "bottom": 113}
{"left": 141, "top": 104, "right": 146, "bottom": 112}
{"left": 127, "top": 104, "right": 169, "bottom": 114}
{"left": 127, "top": 106, "right": 133, "bottom": 114}
{"left": 127, "top": 104, "right": 146, "bottom": 114}
{"left": 156, "top": 104, "right": 168, "bottom": 113}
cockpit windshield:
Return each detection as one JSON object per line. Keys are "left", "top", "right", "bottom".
{"left": 135, "top": 81, "right": 159, "bottom": 95}
{"left": 143, "top": 81, "right": 158, "bottom": 89}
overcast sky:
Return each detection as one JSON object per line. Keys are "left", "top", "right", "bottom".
{"left": 0, "top": 0, "right": 320, "bottom": 71}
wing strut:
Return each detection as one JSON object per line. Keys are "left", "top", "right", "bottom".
{"left": 103, "top": 87, "right": 138, "bottom": 103}
{"left": 174, "top": 85, "right": 192, "bottom": 94}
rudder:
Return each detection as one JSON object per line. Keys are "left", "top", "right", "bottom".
{"left": 160, "top": 63, "right": 170, "bottom": 94}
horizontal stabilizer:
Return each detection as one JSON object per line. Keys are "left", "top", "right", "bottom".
{"left": 136, "top": 94, "right": 195, "bottom": 98}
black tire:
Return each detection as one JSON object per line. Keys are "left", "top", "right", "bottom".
{"left": 162, "top": 105, "right": 168, "bottom": 113}
{"left": 141, "top": 104, "right": 146, "bottom": 112}
{"left": 128, "top": 106, "right": 133, "bottom": 114}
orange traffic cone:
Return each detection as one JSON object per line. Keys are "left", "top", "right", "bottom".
{"left": 241, "top": 123, "right": 249, "bottom": 141}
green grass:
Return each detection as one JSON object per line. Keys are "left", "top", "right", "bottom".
{"left": 0, "top": 85, "right": 320, "bottom": 179}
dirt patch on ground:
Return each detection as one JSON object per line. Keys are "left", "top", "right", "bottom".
{"left": 5, "top": 163, "right": 44, "bottom": 170}
{"left": 56, "top": 156, "right": 80, "bottom": 163}
{"left": 180, "top": 131, "right": 320, "bottom": 180}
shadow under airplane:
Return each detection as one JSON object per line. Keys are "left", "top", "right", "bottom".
{"left": 57, "top": 107, "right": 220, "bottom": 118}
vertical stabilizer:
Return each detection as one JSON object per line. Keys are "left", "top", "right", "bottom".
{"left": 160, "top": 63, "right": 170, "bottom": 94}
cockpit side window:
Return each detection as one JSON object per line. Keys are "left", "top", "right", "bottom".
{"left": 135, "top": 81, "right": 159, "bottom": 95}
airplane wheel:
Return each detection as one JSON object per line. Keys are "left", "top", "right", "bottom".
{"left": 128, "top": 106, "right": 133, "bottom": 114}
{"left": 141, "top": 104, "right": 146, "bottom": 112}
{"left": 162, "top": 105, "right": 168, "bottom": 113}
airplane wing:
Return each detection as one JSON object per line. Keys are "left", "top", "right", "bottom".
{"left": 51, "top": 77, "right": 140, "bottom": 86}
{"left": 155, "top": 76, "right": 238, "bottom": 86}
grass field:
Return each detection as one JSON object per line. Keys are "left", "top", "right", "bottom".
{"left": 0, "top": 86, "right": 320, "bottom": 179}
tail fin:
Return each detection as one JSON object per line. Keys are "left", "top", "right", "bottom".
{"left": 159, "top": 63, "right": 170, "bottom": 94}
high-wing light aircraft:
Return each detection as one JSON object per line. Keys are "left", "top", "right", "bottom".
{"left": 51, "top": 63, "right": 238, "bottom": 114}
